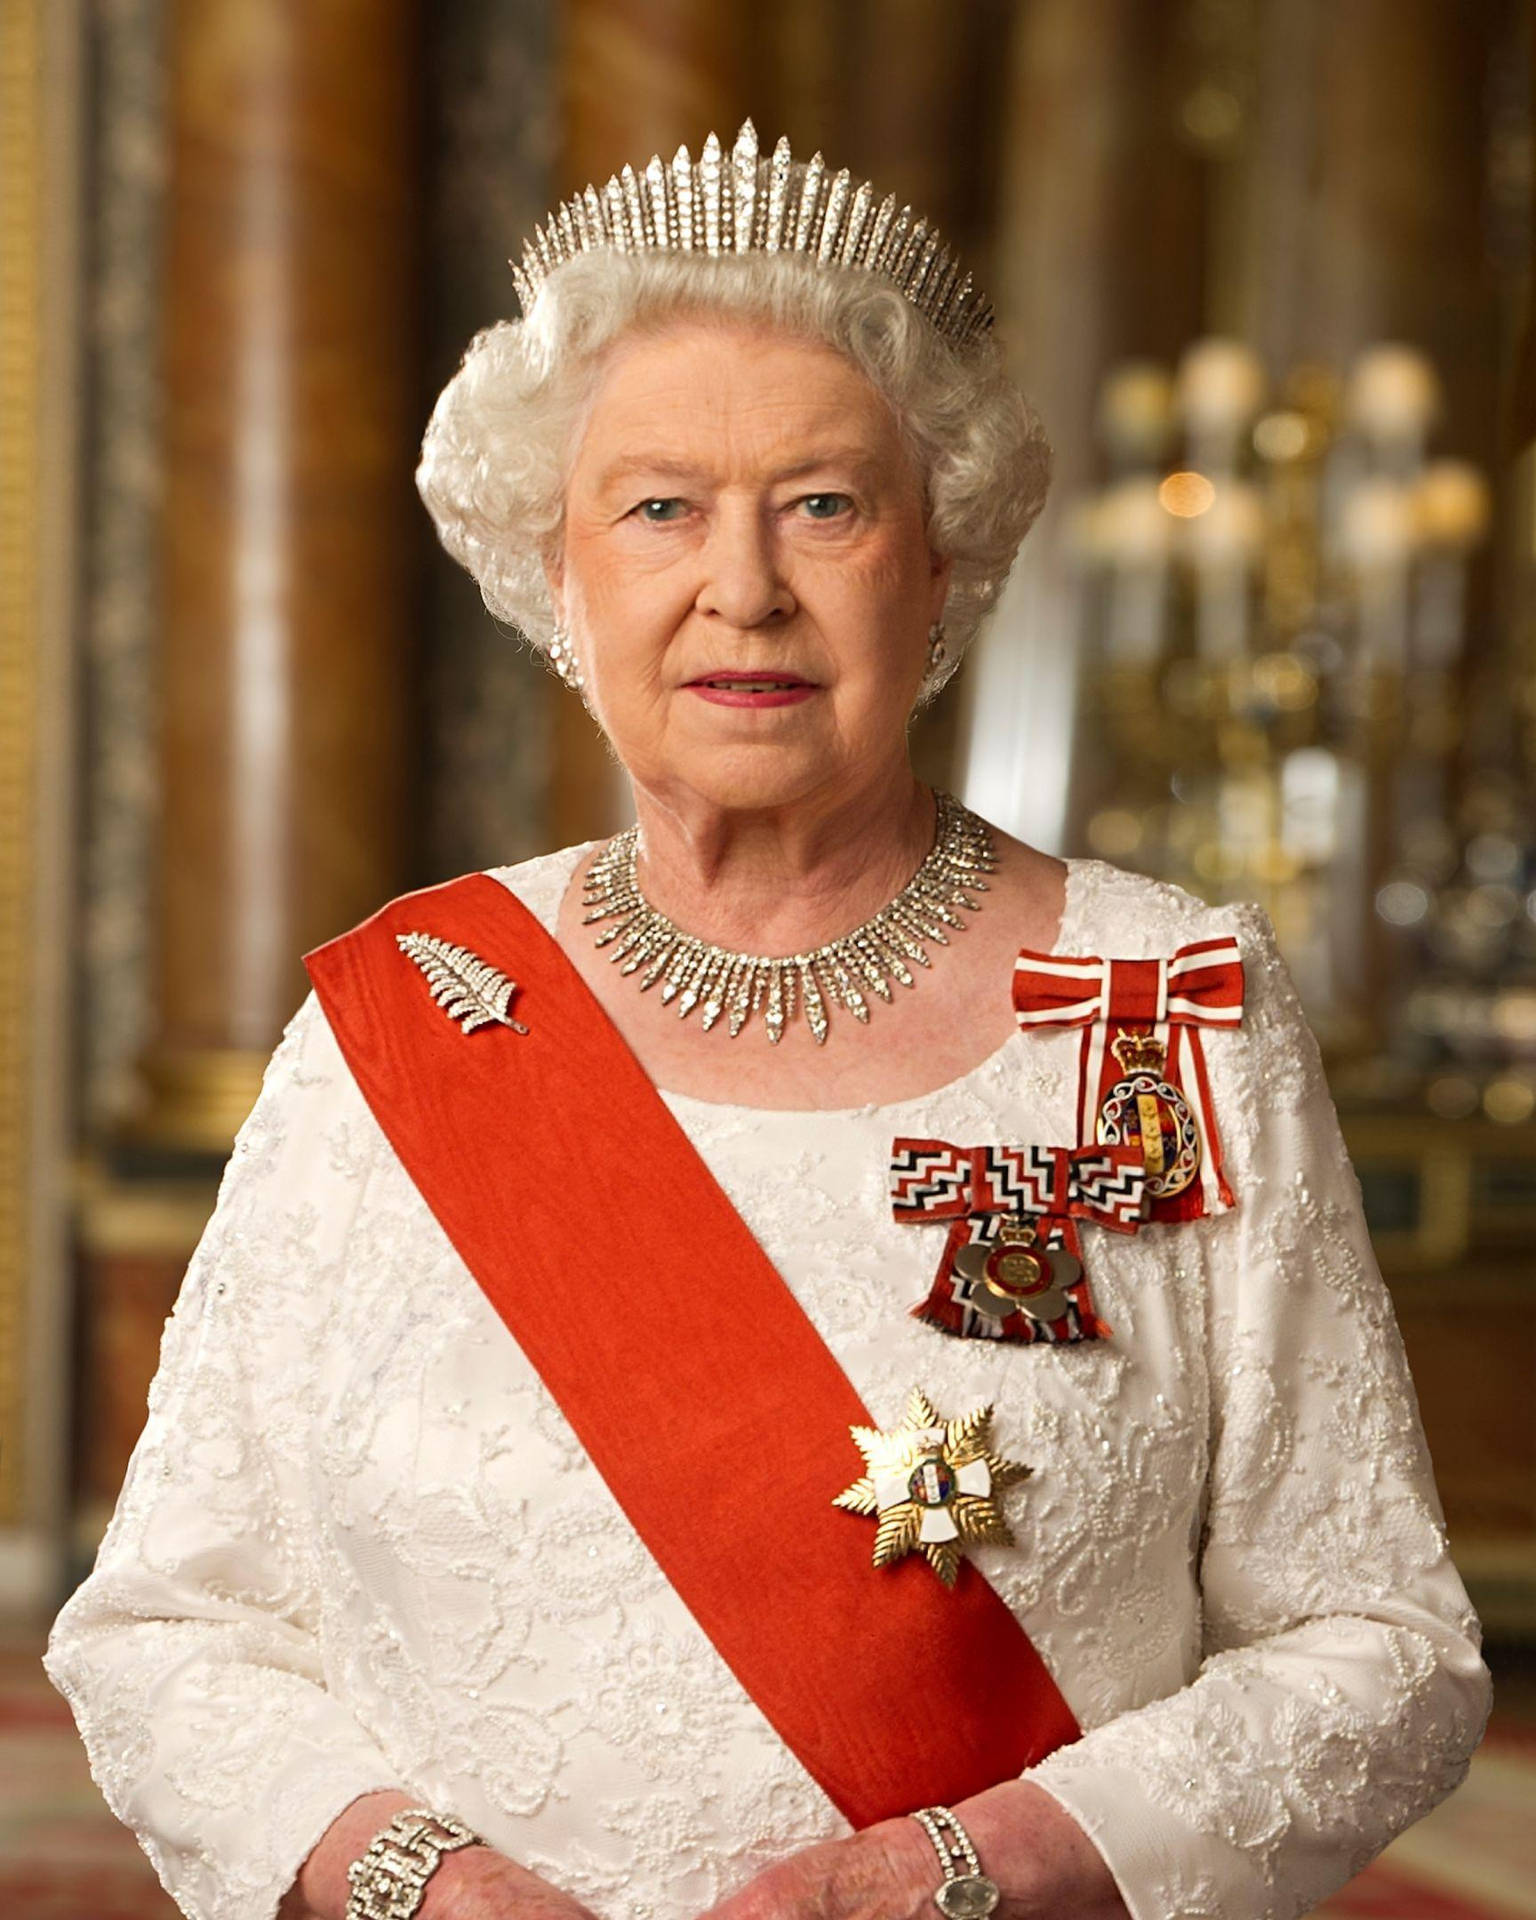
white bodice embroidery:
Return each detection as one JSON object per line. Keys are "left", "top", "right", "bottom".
{"left": 45, "top": 853, "right": 1490, "bottom": 1920}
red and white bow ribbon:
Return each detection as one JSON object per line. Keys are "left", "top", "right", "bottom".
{"left": 890, "top": 1140, "right": 1146, "bottom": 1231}
{"left": 1012, "top": 937, "right": 1245, "bottom": 1222}
{"left": 1012, "top": 938, "right": 1244, "bottom": 1032}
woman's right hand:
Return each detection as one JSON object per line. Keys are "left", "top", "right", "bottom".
{"left": 422, "top": 1842, "right": 603, "bottom": 1920}
{"left": 279, "top": 1790, "right": 601, "bottom": 1920}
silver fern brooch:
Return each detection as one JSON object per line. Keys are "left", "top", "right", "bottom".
{"left": 396, "top": 931, "right": 530, "bottom": 1035}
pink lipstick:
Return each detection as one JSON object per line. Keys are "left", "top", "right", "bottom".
{"left": 686, "top": 671, "right": 819, "bottom": 709}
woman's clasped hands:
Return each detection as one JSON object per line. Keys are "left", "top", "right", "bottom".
{"left": 691, "top": 1782, "right": 1130, "bottom": 1920}
{"left": 286, "top": 1782, "right": 1129, "bottom": 1920}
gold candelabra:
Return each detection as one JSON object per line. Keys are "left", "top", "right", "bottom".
{"left": 1072, "top": 338, "right": 1536, "bottom": 1122}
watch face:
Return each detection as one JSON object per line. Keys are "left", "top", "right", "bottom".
{"left": 934, "top": 1875, "right": 1001, "bottom": 1918}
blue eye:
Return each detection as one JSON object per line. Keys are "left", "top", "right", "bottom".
{"left": 636, "top": 498, "right": 687, "bottom": 522}
{"left": 801, "top": 493, "right": 849, "bottom": 520}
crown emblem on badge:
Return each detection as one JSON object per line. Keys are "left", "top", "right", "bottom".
{"left": 1109, "top": 1029, "right": 1167, "bottom": 1075}
{"left": 509, "top": 120, "right": 994, "bottom": 348}
{"left": 1099, "top": 1027, "right": 1201, "bottom": 1197}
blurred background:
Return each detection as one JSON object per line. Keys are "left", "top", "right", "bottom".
{"left": 2, "top": 1, "right": 1535, "bottom": 1913}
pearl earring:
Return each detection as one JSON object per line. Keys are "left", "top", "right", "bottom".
{"left": 927, "top": 622, "right": 948, "bottom": 672}
{"left": 547, "top": 622, "right": 584, "bottom": 692}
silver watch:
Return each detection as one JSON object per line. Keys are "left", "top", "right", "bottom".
{"left": 344, "top": 1807, "right": 482, "bottom": 1920}
{"left": 911, "top": 1805, "right": 1001, "bottom": 1918}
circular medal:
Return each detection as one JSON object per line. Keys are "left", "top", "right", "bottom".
{"left": 984, "top": 1241, "right": 1048, "bottom": 1297}
{"left": 907, "top": 1452, "right": 956, "bottom": 1507}
{"left": 1097, "top": 1069, "right": 1201, "bottom": 1197}
{"left": 954, "top": 1232, "right": 1078, "bottom": 1324}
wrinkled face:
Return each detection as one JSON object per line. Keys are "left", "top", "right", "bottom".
{"left": 547, "top": 317, "right": 950, "bottom": 814}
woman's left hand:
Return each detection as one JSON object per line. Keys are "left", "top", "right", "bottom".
{"left": 693, "top": 1816, "right": 936, "bottom": 1920}
{"left": 694, "top": 1781, "right": 1131, "bottom": 1920}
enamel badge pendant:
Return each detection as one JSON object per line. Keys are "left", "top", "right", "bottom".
{"left": 1014, "top": 938, "right": 1244, "bottom": 1220}
{"left": 1096, "top": 1030, "right": 1200, "bottom": 1199}
{"left": 951, "top": 1216, "right": 1081, "bottom": 1326}
{"left": 834, "top": 1388, "right": 1032, "bottom": 1588}
{"left": 396, "top": 931, "right": 530, "bottom": 1035}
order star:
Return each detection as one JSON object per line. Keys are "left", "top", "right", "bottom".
{"left": 833, "top": 1387, "right": 1033, "bottom": 1587}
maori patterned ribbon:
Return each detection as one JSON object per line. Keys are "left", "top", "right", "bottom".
{"left": 890, "top": 1140, "right": 1147, "bottom": 1228}
{"left": 889, "top": 1139, "right": 1147, "bottom": 1346}
{"left": 1012, "top": 938, "right": 1244, "bottom": 1223}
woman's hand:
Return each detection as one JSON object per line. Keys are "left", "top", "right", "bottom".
{"left": 278, "top": 1790, "right": 601, "bottom": 1920}
{"left": 694, "top": 1816, "right": 937, "bottom": 1920}
{"left": 695, "top": 1781, "right": 1130, "bottom": 1920}
{"left": 421, "top": 1843, "right": 603, "bottom": 1920}
{"left": 958, "top": 1781, "right": 1131, "bottom": 1918}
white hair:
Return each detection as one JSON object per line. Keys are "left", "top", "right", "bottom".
{"left": 416, "top": 249, "right": 1051, "bottom": 693}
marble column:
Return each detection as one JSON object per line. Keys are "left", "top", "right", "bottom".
{"left": 1236, "top": 0, "right": 1501, "bottom": 467}
{"left": 138, "top": 0, "right": 419, "bottom": 1150}
{"left": 957, "top": 0, "right": 1207, "bottom": 849}
{"left": 420, "top": 0, "right": 556, "bottom": 882}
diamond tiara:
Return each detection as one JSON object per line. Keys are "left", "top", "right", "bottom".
{"left": 509, "top": 119, "right": 995, "bottom": 349}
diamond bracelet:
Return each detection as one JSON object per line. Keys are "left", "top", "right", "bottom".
{"left": 911, "top": 1805, "right": 1001, "bottom": 1918}
{"left": 343, "top": 1807, "right": 482, "bottom": 1920}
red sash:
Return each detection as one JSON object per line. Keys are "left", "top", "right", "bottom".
{"left": 306, "top": 873, "right": 1079, "bottom": 1828}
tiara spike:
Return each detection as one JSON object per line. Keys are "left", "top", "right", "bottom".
{"left": 634, "top": 161, "right": 657, "bottom": 246}
{"left": 866, "top": 193, "right": 898, "bottom": 267}
{"left": 557, "top": 201, "right": 579, "bottom": 257}
{"left": 576, "top": 186, "right": 598, "bottom": 249}
{"left": 765, "top": 136, "right": 793, "bottom": 251}
{"left": 794, "top": 151, "right": 826, "bottom": 253}
{"left": 701, "top": 130, "right": 724, "bottom": 255}
{"left": 895, "top": 217, "right": 930, "bottom": 284}
{"left": 507, "top": 123, "right": 993, "bottom": 342}
{"left": 603, "top": 178, "right": 629, "bottom": 252}
{"left": 950, "top": 272, "right": 981, "bottom": 340}
{"left": 948, "top": 268, "right": 983, "bottom": 339}
{"left": 912, "top": 232, "right": 943, "bottom": 300}
{"left": 819, "top": 168, "right": 852, "bottom": 264}
{"left": 929, "top": 253, "right": 960, "bottom": 322}
{"left": 732, "top": 120, "right": 758, "bottom": 254}
{"left": 840, "top": 179, "right": 874, "bottom": 265}
{"left": 876, "top": 206, "right": 911, "bottom": 275}
{"left": 644, "top": 154, "right": 671, "bottom": 245}
{"left": 620, "top": 165, "right": 647, "bottom": 247}
{"left": 670, "top": 145, "right": 694, "bottom": 252}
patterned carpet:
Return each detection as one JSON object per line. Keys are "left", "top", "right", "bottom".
{"left": 3, "top": 1639, "right": 1533, "bottom": 1918}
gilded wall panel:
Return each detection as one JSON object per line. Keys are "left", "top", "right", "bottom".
{"left": 0, "top": 0, "right": 79, "bottom": 1577}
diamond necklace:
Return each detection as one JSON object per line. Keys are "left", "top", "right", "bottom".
{"left": 581, "top": 792, "right": 997, "bottom": 1045}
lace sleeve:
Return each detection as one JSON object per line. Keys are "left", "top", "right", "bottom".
{"left": 44, "top": 995, "right": 405, "bottom": 1920}
{"left": 1024, "top": 905, "right": 1492, "bottom": 1920}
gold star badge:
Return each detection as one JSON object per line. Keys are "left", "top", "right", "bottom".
{"left": 833, "top": 1387, "right": 1033, "bottom": 1587}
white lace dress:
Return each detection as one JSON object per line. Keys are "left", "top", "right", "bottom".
{"left": 45, "top": 851, "right": 1491, "bottom": 1920}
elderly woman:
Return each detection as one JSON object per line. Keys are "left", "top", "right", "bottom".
{"left": 48, "top": 126, "right": 1487, "bottom": 1920}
